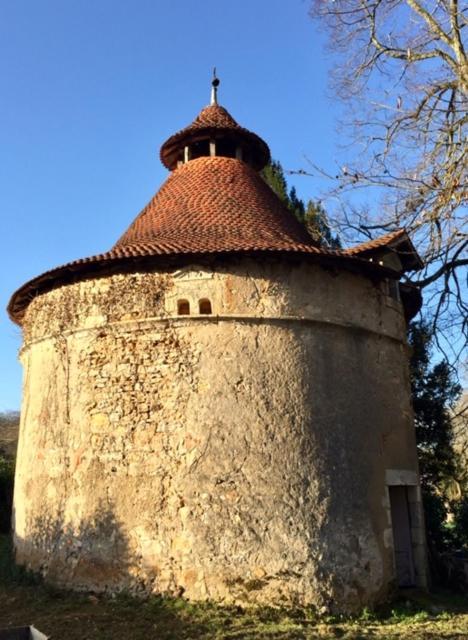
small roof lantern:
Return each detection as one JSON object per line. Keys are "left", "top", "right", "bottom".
{"left": 160, "top": 74, "right": 270, "bottom": 171}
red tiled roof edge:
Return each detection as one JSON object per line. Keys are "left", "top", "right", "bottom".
{"left": 8, "top": 155, "right": 416, "bottom": 324}
{"left": 343, "top": 228, "right": 423, "bottom": 269}
{"left": 7, "top": 247, "right": 398, "bottom": 325}
{"left": 343, "top": 229, "right": 407, "bottom": 254}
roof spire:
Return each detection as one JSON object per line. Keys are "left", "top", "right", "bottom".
{"left": 210, "top": 68, "right": 220, "bottom": 105}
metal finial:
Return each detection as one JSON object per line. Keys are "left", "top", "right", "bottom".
{"left": 211, "top": 67, "right": 220, "bottom": 105}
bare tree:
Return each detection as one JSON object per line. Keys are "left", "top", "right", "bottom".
{"left": 306, "top": 0, "right": 467, "bottom": 363}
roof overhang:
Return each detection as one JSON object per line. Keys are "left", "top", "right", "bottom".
{"left": 344, "top": 229, "right": 424, "bottom": 272}
{"left": 8, "top": 248, "right": 400, "bottom": 325}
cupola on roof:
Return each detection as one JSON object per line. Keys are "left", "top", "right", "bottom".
{"left": 114, "top": 75, "right": 311, "bottom": 254}
{"left": 160, "top": 104, "right": 271, "bottom": 171}
{"left": 160, "top": 73, "right": 270, "bottom": 171}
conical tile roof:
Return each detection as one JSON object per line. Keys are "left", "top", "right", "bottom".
{"left": 160, "top": 104, "right": 270, "bottom": 170}
{"left": 8, "top": 100, "right": 419, "bottom": 324}
{"left": 114, "top": 156, "right": 317, "bottom": 253}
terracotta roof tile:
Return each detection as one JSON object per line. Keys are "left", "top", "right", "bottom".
{"left": 115, "top": 156, "right": 317, "bottom": 253}
{"left": 344, "top": 228, "right": 423, "bottom": 269}
{"left": 8, "top": 155, "right": 398, "bottom": 324}
{"left": 343, "top": 229, "right": 407, "bottom": 255}
{"left": 160, "top": 104, "right": 270, "bottom": 170}
{"left": 8, "top": 103, "right": 422, "bottom": 324}
{"left": 180, "top": 104, "right": 240, "bottom": 129}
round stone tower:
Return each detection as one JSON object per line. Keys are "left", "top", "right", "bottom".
{"left": 8, "top": 82, "right": 428, "bottom": 613}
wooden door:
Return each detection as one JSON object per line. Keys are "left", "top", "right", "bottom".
{"left": 389, "top": 485, "right": 415, "bottom": 587}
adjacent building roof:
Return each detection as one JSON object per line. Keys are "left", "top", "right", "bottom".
{"left": 344, "top": 228, "right": 424, "bottom": 270}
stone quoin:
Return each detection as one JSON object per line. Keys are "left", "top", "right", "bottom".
{"left": 8, "top": 77, "right": 428, "bottom": 613}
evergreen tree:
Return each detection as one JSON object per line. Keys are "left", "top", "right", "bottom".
{"left": 408, "top": 322, "right": 463, "bottom": 553}
{"left": 408, "top": 322, "right": 461, "bottom": 490}
{"left": 261, "top": 160, "right": 340, "bottom": 249}
{"left": 261, "top": 160, "right": 289, "bottom": 204}
{"left": 288, "top": 186, "right": 305, "bottom": 222}
{"left": 303, "top": 200, "right": 341, "bottom": 250}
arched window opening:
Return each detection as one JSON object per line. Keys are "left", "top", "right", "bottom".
{"left": 177, "top": 299, "right": 190, "bottom": 315}
{"left": 199, "top": 298, "right": 212, "bottom": 315}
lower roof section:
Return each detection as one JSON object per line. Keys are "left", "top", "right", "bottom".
{"left": 8, "top": 249, "right": 421, "bottom": 325}
{"left": 7, "top": 156, "right": 423, "bottom": 324}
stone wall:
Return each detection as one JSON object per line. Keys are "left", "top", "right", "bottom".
{"left": 13, "top": 257, "right": 426, "bottom": 612}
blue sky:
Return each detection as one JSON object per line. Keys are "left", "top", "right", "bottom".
{"left": 0, "top": 0, "right": 344, "bottom": 410}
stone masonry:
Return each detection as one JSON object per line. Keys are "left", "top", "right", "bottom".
{"left": 13, "top": 257, "right": 426, "bottom": 612}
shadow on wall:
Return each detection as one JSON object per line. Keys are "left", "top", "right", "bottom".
{"left": 1, "top": 517, "right": 213, "bottom": 640}
{"left": 11, "top": 504, "right": 230, "bottom": 637}
{"left": 17, "top": 502, "right": 135, "bottom": 593}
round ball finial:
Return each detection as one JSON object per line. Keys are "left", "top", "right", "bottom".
{"left": 211, "top": 67, "right": 220, "bottom": 105}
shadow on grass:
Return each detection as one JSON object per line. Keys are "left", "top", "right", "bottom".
{"left": 1, "top": 533, "right": 468, "bottom": 639}
{"left": 0, "top": 534, "right": 41, "bottom": 587}
{"left": 0, "top": 533, "right": 309, "bottom": 639}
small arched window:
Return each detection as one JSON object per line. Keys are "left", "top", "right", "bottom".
{"left": 199, "top": 298, "right": 212, "bottom": 315}
{"left": 177, "top": 299, "right": 190, "bottom": 315}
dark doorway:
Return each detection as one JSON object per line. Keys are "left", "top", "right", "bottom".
{"left": 389, "top": 485, "right": 416, "bottom": 587}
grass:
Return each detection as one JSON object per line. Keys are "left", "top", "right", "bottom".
{"left": 1, "top": 535, "right": 468, "bottom": 639}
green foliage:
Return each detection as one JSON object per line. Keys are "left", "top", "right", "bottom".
{"left": 0, "top": 411, "right": 19, "bottom": 534}
{"left": 408, "top": 322, "right": 461, "bottom": 491}
{"left": 422, "top": 489, "right": 453, "bottom": 552}
{"left": 288, "top": 186, "right": 305, "bottom": 222}
{"left": 408, "top": 321, "right": 464, "bottom": 559}
{"left": 389, "top": 608, "right": 430, "bottom": 624}
{"left": 0, "top": 455, "right": 14, "bottom": 534}
{"left": 452, "top": 496, "right": 468, "bottom": 548}
{"left": 261, "top": 160, "right": 341, "bottom": 248}
{"left": 1, "top": 550, "right": 467, "bottom": 640}
{"left": 303, "top": 200, "right": 341, "bottom": 249}
{"left": 261, "top": 160, "right": 289, "bottom": 204}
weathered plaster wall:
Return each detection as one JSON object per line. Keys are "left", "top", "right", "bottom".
{"left": 13, "top": 258, "right": 424, "bottom": 612}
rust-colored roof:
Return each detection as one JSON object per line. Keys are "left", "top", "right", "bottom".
{"left": 7, "top": 155, "right": 405, "bottom": 324}
{"left": 160, "top": 104, "right": 270, "bottom": 171}
{"left": 8, "top": 98, "right": 423, "bottom": 325}
{"left": 344, "top": 229, "right": 407, "bottom": 254}
{"left": 344, "top": 228, "right": 423, "bottom": 270}
{"left": 115, "top": 156, "right": 317, "bottom": 253}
